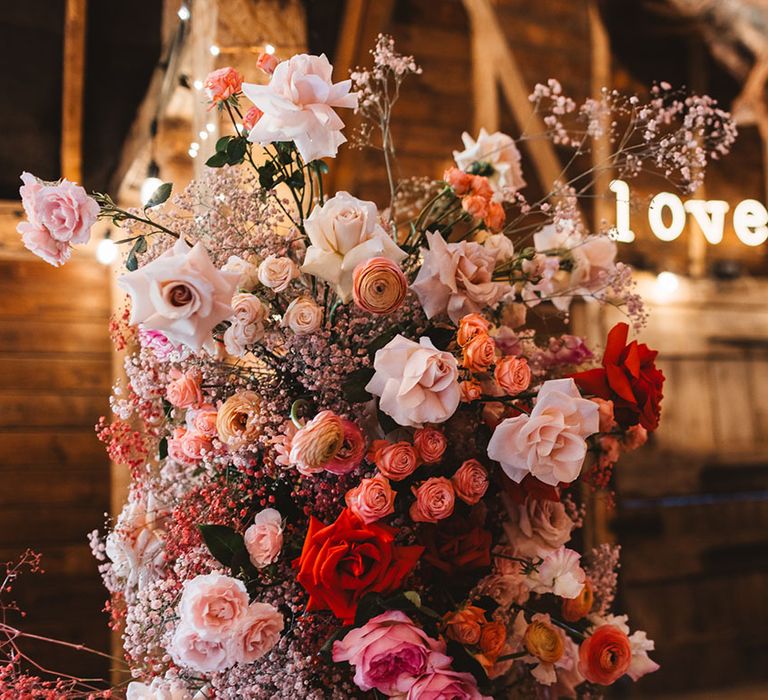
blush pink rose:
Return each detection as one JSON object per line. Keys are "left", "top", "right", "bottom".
{"left": 452, "top": 459, "right": 489, "bottom": 505}
{"left": 494, "top": 356, "right": 531, "bottom": 396}
{"left": 325, "top": 419, "right": 366, "bottom": 475}
{"left": 204, "top": 66, "right": 243, "bottom": 104}
{"left": 332, "top": 610, "right": 449, "bottom": 695}
{"left": 186, "top": 403, "right": 218, "bottom": 437}
{"left": 179, "top": 430, "right": 212, "bottom": 461}
{"left": 345, "top": 474, "right": 396, "bottom": 524}
{"left": 375, "top": 441, "right": 419, "bottom": 481}
{"left": 244, "top": 508, "right": 284, "bottom": 568}
{"left": 242, "top": 106, "right": 264, "bottom": 131}
{"left": 230, "top": 602, "right": 284, "bottom": 664}
{"left": 503, "top": 494, "right": 574, "bottom": 558}
{"left": 166, "top": 369, "right": 202, "bottom": 408}
{"left": 17, "top": 172, "right": 99, "bottom": 267}
{"left": 410, "top": 477, "right": 456, "bottom": 523}
{"left": 167, "top": 427, "right": 197, "bottom": 466}
{"left": 413, "top": 427, "right": 447, "bottom": 464}
{"left": 406, "top": 667, "right": 492, "bottom": 700}
{"left": 169, "top": 622, "right": 230, "bottom": 673}
{"left": 178, "top": 573, "right": 249, "bottom": 641}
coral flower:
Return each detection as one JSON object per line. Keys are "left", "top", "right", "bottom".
{"left": 578, "top": 624, "right": 632, "bottom": 685}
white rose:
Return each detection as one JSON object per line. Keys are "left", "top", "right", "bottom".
{"left": 222, "top": 254, "right": 260, "bottom": 291}
{"left": 231, "top": 292, "right": 267, "bottom": 325}
{"left": 126, "top": 677, "right": 193, "bottom": 700}
{"left": 283, "top": 296, "right": 323, "bottom": 335}
{"left": 224, "top": 320, "right": 264, "bottom": 357}
{"left": 453, "top": 128, "right": 526, "bottom": 196}
{"left": 365, "top": 334, "right": 461, "bottom": 428}
{"left": 244, "top": 508, "right": 284, "bottom": 568}
{"left": 487, "top": 378, "right": 598, "bottom": 486}
{"left": 301, "top": 192, "right": 406, "bottom": 302}
{"left": 258, "top": 255, "right": 299, "bottom": 292}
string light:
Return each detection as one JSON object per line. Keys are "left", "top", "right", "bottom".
{"left": 96, "top": 236, "right": 118, "bottom": 265}
{"left": 198, "top": 130, "right": 209, "bottom": 141}
{"left": 206, "top": 123, "right": 215, "bottom": 133}
{"left": 177, "top": 4, "right": 190, "bottom": 21}
{"left": 210, "top": 45, "right": 220, "bottom": 56}
{"left": 193, "top": 79, "right": 203, "bottom": 91}
{"left": 653, "top": 271, "right": 680, "bottom": 303}
{"left": 140, "top": 160, "right": 163, "bottom": 206}
{"left": 265, "top": 43, "right": 276, "bottom": 55}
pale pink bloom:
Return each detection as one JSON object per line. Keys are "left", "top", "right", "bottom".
{"left": 411, "top": 231, "right": 511, "bottom": 323}
{"left": 289, "top": 410, "right": 344, "bottom": 475}
{"left": 553, "top": 636, "right": 586, "bottom": 698}
{"left": 257, "top": 52, "right": 279, "bottom": 75}
{"left": 477, "top": 573, "right": 529, "bottom": 607}
{"left": 126, "top": 676, "right": 194, "bottom": 700}
{"left": 453, "top": 128, "right": 526, "bottom": 197}
{"left": 570, "top": 235, "right": 618, "bottom": 294}
{"left": 242, "top": 106, "right": 263, "bottom": 131}
{"left": 169, "top": 622, "right": 230, "bottom": 673}
{"left": 502, "top": 493, "right": 574, "bottom": 558}
{"left": 224, "top": 319, "right": 264, "bottom": 357}
{"left": 406, "top": 667, "right": 492, "bottom": 700}
{"left": 166, "top": 369, "right": 202, "bottom": 408}
{"left": 345, "top": 473, "right": 396, "bottom": 524}
{"left": 179, "top": 430, "right": 212, "bottom": 461}
{"left": 244, "top": 508, "right": 284, "bottom": 568}
{"left": 17, "top": 172, "right": 99, "bottom": 266}
{"left": 332, "top": 610, "right": 449, "bottom": 695}
{"left": 482, "top": 232, "right": 515, "bottom": 262}
{"left": 204, "top": 67, "right": 243, "bottom": 104}
{"left": 167, "top": 427, "right": 198, "bottom": 467}
{"left": 283, "top": 296, "right": 323, "bottom": 335}
{"left": 487, "top": 378, "right": 598, "bottom": 486}
{"left": 366, "top": 334, "right": 460, "bottom": 428}
{"left": 178, "top": 573, "right": 249, "bottom": 641}
{"left": 301, "top": 192, "right": 406, "bottom": 302}
{"left": 452, "top": 459, "right": 489, "bottom": 505}
{"left": 325, "top": 419, "right": 366, "bottom": 475}
{"left": 409, "top": 477, "right": 455, "bottom": 523}
{"left": 222, "top": 255, "right": 260, "bottom": 291}
{"left": 230, "top": 602, "right": 284, "bottom": 664}
{"left": 257, "top": 255, "right": 298, "bottom": 291}
{"left": 118, "top": 238, "right": 239, "bottom": 351}
{"left": 526, "top": 546, "right": 586, "bottom": 599}
{"left": 510, "top": 611, "right": 571, "bottom": 686}
{"left": 242, "top": 53, "right": 358, "bottom": 162}
{"left": 186, "top": 404, "right": 218, "bottom": 438}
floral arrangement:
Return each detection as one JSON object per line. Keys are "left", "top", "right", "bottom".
{"left": 7, "top": 35, "right": 735, "bottom": 699}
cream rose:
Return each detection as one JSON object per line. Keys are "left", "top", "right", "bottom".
{"left": 453, "top": 128, "right": 526, "bottom": 196}
{"left": 365, "top": 335, "right": 460, "bottom": 428}
{"left": 216, "top": 391, "right": 262, "bottom": 448}
{"left": 283, "top": 296, "right": 323, "bottom": 335}
{"left": 244, "top": 508, "right": 284, "bottom": 568}
{"left": 487, "top": 378, "right": 598, "bottom": 486}
{"left": 258, "top": 255, "right": 298, "bottom": 292}
{"left": 301, "top": 192, "right": 406, "bottom": 302}
{"left": 222, "top": 254, "right": 260, "bottom": 291}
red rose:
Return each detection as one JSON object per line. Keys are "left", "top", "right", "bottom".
{"left": 578, "top": 624, "right": 632, "bottom": 685}
{"left": 420, "top": 518, "right": 491, "bottom": 576}
{"left": 505, "top": 474, "right": 561, "bottom": 504}
{"left": 294, "top": 508, "right": 423, "bottom": 624}
{"left": 572, "top": 322, "right": 664, "bottom": 431}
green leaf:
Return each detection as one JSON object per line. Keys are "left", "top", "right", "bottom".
{"left": 125, "top": 249, "right": 138, "bottom": 271}
{"left": 424, "top": 326, "right": 454, "bottom": 351}
{"left": 216, "top": 135, "right": 234, "bottom": 153}
{"left": 403, "top": 591, "right": 422, "bottom": 608}
{"left": 144, "top": 182, "right": 172, "bottom": 208}
{"left": 226, "top": 138, "right": 247, "bottom": 164}
{"left": 312, "top": 160, "right": 329, "bottom": 174}
{"left": 275, "top": 141, "right": 294, "bottom": 164}
{"left": 206, "top": 151, "right": 229, "bottom": 168}
{"left": 198, "top": 524, "right": 248, "bottom": 569}
{"left": 133, "top": 236, "right": 147, "bottom": 254}
{"left": 158, "top": 437, "right": 168, "bottom": 460}
{"left": 258, "top": 161, "right": 277, "bottom": 189}
{"left": 342, "top": 367, "right": 375, "bottom": 404}
{"left": 446, "top": 640, "right": 491, "bottom": 690}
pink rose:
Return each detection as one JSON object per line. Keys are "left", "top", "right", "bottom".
{"left": 167, "top": 427, "right": 197, "bottom": 466}
{"left": 494, "top": 356, "right": 531, "bottom": 396}
{"left": 257, "top": 52, "right": 280, "bottom": 75}
{"left": 332, "top": 610, "right": 449, "bottom": 695}
{"left": 592, "top": 398, "right": 616, "bottom": 433}
{"left": 204, "top": 66, "right": 243, "bottom": 104}
{"left": 257, "top": 255, "right": 299, "bottom": 291}
{"left": 242, "top": 106, "right": 264, "bottom": 131}
{"left": 139, "top": 328, "right": 179, "bottom": 360}
{"left": 407, "top": 667, "right": 492, "bottom": 700}
{"left": 242, "top": 53, "right": 358, "bottom": 162}
{"left": 166, "top": 369, "right": 202, "bottom": 408}
{"left": 244, "top": 508, "right": 284, "bottom": 568}
{"left": 410, "top": 477, "right": 456, "bottom": 523}
{"left": 452, "top": 459, "right": 489, "bottom": 505}
{"left": 230, "top": 602, "right": 284, "bottom": 664}
{"left": 179, "top": 430, "right": 212, "bottom": 461}
{"left": 345, "top": 474, "right": 396, "bottom": 524}
{"left": 169, "top": 622, "right": 230, "bottom": 673}
{"left": 186, "top": 403, "right": 218, "bottom": 437}
{"left": 366, "top": 335, "right": 461, "bottom": 428}
{"left": 283, "top": 296, "right": 323, "bottom": 335}
{"left": 325, "top": 419, "right": 366, "bottom": 475}
{"left": 487, "top": 378, "right": 598, "bottom": 486}
{"left": 504, "top": 494, "right": 574, "bottom": 558}
{"left": 375, "top": 441, "right": 419, "bottom": 481}
{"left": 17, "top": 172, "right": 99, "bottom": 267}
{"left": 178, "top": 573, "right": 249, "bottom": 640}
{"left": 413, "top": 427, "right": 447, "bottom": 464}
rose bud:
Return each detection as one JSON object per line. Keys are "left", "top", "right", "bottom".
{"left": 257, "top": 52, "right": 280, "bottom": 75}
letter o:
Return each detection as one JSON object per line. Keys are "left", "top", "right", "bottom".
{"left": 648, "top": 192, "right": 686, "bottom": 242}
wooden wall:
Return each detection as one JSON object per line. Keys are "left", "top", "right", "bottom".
{"left": 0, "top": 212, "right": 111, "bottom": 680}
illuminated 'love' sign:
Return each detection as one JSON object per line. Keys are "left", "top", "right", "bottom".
{"left": 609, "top": 179, "right": 768, "bottom": 247}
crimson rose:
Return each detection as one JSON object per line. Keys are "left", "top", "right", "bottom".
{"left": 420, "top": 518, "right": 491, "bottom": 575}
{"left": 572, "top": 322, "right": 664, "bottom": 431}
{"left": 294, "top": 508, "right": 423, "bottom": 624}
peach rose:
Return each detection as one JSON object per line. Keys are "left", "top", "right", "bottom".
{"left": 482, "top": 233, "right": 515, "bottom": 263}
{"left": 443, "top": 605, "right": 486, "bottom": 645}
{"left": 231, "top": 602, "right": 284, "bottom": 664}
{"left": 169, "top": 623, "right": 229, "bottom": 673}
{"left": 592, "top": 398, "right": 616, "bottom": 433}
{"left": 289, "top": 410, "right": 344, "bottom": 475}
{"left": 224, "top": 317, "right": 265, "bottom": 357}
{"left": 452, "top": 459, "right": 489, "bottom": 505}
{"left": 413, "top": 427, "right": 447, "bottom": 464}
{"left": 622, "top": 424, "right": 648, "bottom": 451}
{"left": 494, "top": 356, "right": 531, "bottom": 396}
{"left": 463, "top": 333, "right": 497, "bottom": 373}
{"left": 257, "top": 52, "right": 280, "bottom": 75}
{"left": 167, "top": 427, "right": 196, "bottom": 466}
{"left": 484, "top": 201, "right": 506, "bottom": 232}
{"left": 178, "top": 573, "right": 249, "bottom": 640}
{"left": 479, "top": 621, "right": 507, "bottom": 661}
{"left": 283, "top": 296, "right": 323, "bottom": 335}
{"left": 375, "top": 441, "right": 419, "bottom": 481}
{"left": 460, "top": 380, "right": 483, "bottom": 403}
{"left": 216, "top": 390, "right": 262, "bottom": 448}
{"left": 457, "top": 313, "right": 491, "bottom": 348}
{"left": 352, "top": 257, "right": 408, "bottom": 315}
{"left": 410, "top": 477, "right": 456, "bottom": 523}
{"left": 345, "top": 473, "right": 396, "bottom": 524}
{"left": 179, "top": 430, "right": 212, "bottom": 461}
{"left": 504, "top": 494, "right": 574, "bottom": 558}
{"left": 258, "top": 255, "right": 299, "bottom": 292}
{"left": 524, "top": 619, "right": 564, "bottom": 664}
{"left": 443, "top": 167, "right": 474, "bottom": 195}
{"left": 242, "top": 106, "right": 264, "bottom": 131}
{"left": 244, "top": 508, "right": 284, "bottom": 568}
{"left": 187, "top": 403, "right": 218, "bottom": 437}
{"left": 562, "top": 580, "right": 594, "bottom": 622}
{"left": 166, "top": 369, "right": 203, "bottom": 408}
{"left": 462, "top": 194, "right": 489, "bottom": 220}
{"left": 204, "top": 66, "right": 243, "bottom": 104}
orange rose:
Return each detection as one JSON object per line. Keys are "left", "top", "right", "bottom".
{"left": 444, "top": 167, "right": 474, "bottom": 195}
{"left": 375, "top": 441, "right": 419, "bottom": 481}
{"left": 457, "top": 313, "right": 491, "bottom": 347}
{"left": 410, "top": 477, "right": 455, "bottom": 523}
{"left": 493, "top": 356, "right": 531, "bottom": 396}
{"left": 463, "top": 333, "right": 497, "bottom": 373}
{"left": 460, "top": 380, "right": 483, "bottom": 403}
{"left": 562, "top": 580, "right": 594, "bottom": 622}
{"left": 413, "top": 427, "right": 447, "bottom": 464}
{"left": 479, "top": 621, "right": 507, "bottom": 661}
{"left": 204, "top": 66, "right": 243, "bottom": 104}
{"left": 578, "top": 624, "right": 632, "bottom": 685}
{"left": 443, "top": 605, "right": 486, "bottom": 645}
{"left": 524, "top": 619, "right": 564, "bottom": 664}
{"left": 462, "top": 195, "right": 488, "bottom": 219}
{"left": 452, "top": 459, "right": 489, "bottom": 505}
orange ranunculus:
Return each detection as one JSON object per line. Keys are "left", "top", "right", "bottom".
{"left": 478, "top": 621, "right": 507, "bottom": 661}
{"left": 294, "top": 508, "right": 423, "bottom": 624}
{"left": 562, "top": 580, "right": 594, "bottom": 622}
{"left": 524, "top": 619, "right": 564, "bottom": 664}
{"left": 578, "top": 624, "right": 632, "bottom": 685}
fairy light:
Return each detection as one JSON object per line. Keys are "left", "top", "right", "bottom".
{"left": 193, "top": 79, "right": 203, "bottom": 91}
{"left": 206, "top": 123, "right": 216, "bottom": 133}
{"left": 96, "top": 236, "right": 117, "bottom": 265}
{"left": 177, "top": 4, "right": 190, "bottom": 21}
{"left": 653, "top": 271, "right": 680, "bottom": 303}
{"left": 198, "top": 130, "right": 209, "bottom": 141}
{"left": 265, "top": 43, "right": 276, "bottom": 55}
{"left": 210, "top": 45, "right": 220, "bottom": 56}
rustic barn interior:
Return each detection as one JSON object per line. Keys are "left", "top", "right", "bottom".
{"left": 1, "top": 0, "right": 767, "bottom": 697}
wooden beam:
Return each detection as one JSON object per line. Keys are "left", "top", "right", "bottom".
{"left": 468, "top": 5, "right": 499, "bottom": 134}
{"left": 61, "top": 0, "right": 87, "bottom": 183}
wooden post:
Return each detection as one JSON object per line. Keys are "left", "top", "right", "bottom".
{"left": 61, "top": 0, "right": 87, "bottom": 182}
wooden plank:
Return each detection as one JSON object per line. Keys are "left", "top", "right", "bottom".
{"left": 0, "top": 469, "right": 108, "bottom": 506}
{"left": 61, "top": 0, "right": 87, "bottom": 182}
{"left": 0, "top": 356, "right": 111, "bottom": 392}
{"left": 0, "top": 318, "right": 110, "bottom": 355}
{"left": 710, "top": 359, "right": 757, "bottom": 448}
{"left": 0, "top": 543, "right": 102, "bottom": 576}
{"left": 0, "top": 505, "right": 108, "bottom": 546}
{"left": 0, "top": 431, "right": 106, "bottom": 467}
{"left": 0, "top": 393, "right": 107, "bottom": 429}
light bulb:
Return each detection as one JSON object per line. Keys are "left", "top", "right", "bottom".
{"left": 209, "top": 45, "right": 220, "bottom": 56}
{"left": 265, "top": 43, "right": 276, "bottom": 55}
{"left": 206, "top": 123, "right": 215, "bottom": 133}
{"left": 193, "top": 79, "right": 203, "bottom": 91}
{"left": 140, "top": 176, "right": 164, "bottom": 206}
{"left": 653, "top": 271, "right": 680, "bottom": 303}
{"left": 96, "top": 237, "right": 117, "bottom": 265}
{"left": 177, "top": 5, "right": 190, "bottom": 21}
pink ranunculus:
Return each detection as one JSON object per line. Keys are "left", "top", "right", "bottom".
{"left": 366, "top": 335, "right": 461, "bottom": 428}
{"left": 242, "top": 106, "right": 264, "bottom": 132}
{"left": 169, "top": 622, "right": 231, "bottom": 673}
{"left": 204, "top": 66, "right": 243, "bottom": 104}
{"left": 411, "top": 231, "right": 512, "bottom": 324}
{"left": 257, "top": 52, "right": 280, "bottom": 75}
{"left": 406, "top": 666, "right": 492, "bottom": 700}
{"left": 452, "top": 459, "right": 489, "bottom": 505}
{"left": 410, "top": 477, "right": 456, "bottom": 523}
{"left": 345, "top": 473, "right": 396, "bottom": 524}
{"left": 166, "top": 369, "right": 202, "bottom": 408}
{"left": 503, "top": 494, "right": 574, "bottom": 559}
{"left": 242, "top": 53, "right": 358, "bottom": 163}
{"left": 230, "top": 602, "right": 284, "bottom": 664}
{"left": 186, "top": 403, "right": 218, "bottom": 438}
{"left": 178, "top": 573, "right": 249, "bottom": 641}
{"left": 17, "top": 172, "right": 99, "bottom": 266}
{"left": 244, "top": 508, "right": 284, "bottom": 568}
{"left": 526, "top": 547, "right": 586, "bottom": 599}
{"left": 325, "top": 419, "right": 366, "bottom": 475}
{"left": 118, "top": 238, "right": 239, "bottom": 352}
{"left": 487, "top": 378, "right": 599, "bottom": 486}
{"left": 332, "top": 610, "right": 449, "bottom": 695}
{"left": 289, "top": 410, "right": 345, "bottom": 475}
{"left": 413, "top": 427, "right": 447, "bottom": 464}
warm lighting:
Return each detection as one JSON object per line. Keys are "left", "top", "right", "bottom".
{"left": 648, "top": 191, "right": 686, "bottom": 242}
{"left": 210, "top": 45, "right": 220, "bottom": 56}
{"left": 265, "top": 43, "right": 276, "bottom": 55}
{"left": 653, "top": 271, "right": 680, "bottom": 303}
{"left": 684, "top": 199, "right": 729, "bottom": 244}
{"left": 188, "top": 147, "right": 198, "bottom": 158}
{"left": 140, "top": 176, "right": 164, "bottom": 206}
{"left": 193, "top": 79, "right": 203, "bottom": 91}
{"left": 177, "top": 4, "right": 190, "bottom": 21}
{"left": 199, "top": 130, "right": 209, "bottom": 141}
{"left": 206, "top": 123, "right": 215, "bottom": 133}
{"left": 733, "top": 199, "right": 768, "bottom": 246}
{"left": 96, "top": 237, "right": 117, "bottom": 265}
{"left": 608, "top": 179, "right": 635, "bottom": 243}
